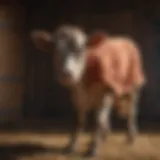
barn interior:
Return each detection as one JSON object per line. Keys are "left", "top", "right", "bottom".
{"left": 24, "top": 0, "right": 160, "bottom": 124}
{"left": 0, "top": 1, "right": 159, "bottom": 160}
{"left": 0, "top": 0, "right": 158, "bottom": 126}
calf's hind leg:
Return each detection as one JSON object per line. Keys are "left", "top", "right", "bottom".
{"left": 126, "top": 89, "right": 140, "bottom": 144}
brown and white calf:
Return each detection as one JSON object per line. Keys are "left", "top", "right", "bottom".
{"left": 30, "top": 25, "right": 146, "bottom": 157}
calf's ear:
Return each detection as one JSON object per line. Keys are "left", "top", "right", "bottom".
{"left": 30, "top": 30, "right": 53, "bottom": 53}
{"left": 87, "top": 31, "right": 107, "bottom": 47}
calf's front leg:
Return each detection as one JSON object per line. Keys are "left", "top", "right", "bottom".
{"left": 86, "top": 93, "right": 113, "bottom": 157}
{"left": 65, "top": 109, "right": 87, "bottom": 154}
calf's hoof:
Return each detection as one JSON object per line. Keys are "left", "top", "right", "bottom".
{"left": 101, "top": 130, "right": 111, "bottom": 141}
{"left": 126, "top": 129, "right": 138, "bottom": 144}
{"left": 84, "top": 148, "right": 99, "bottom": 158}
{"left": 62, "top": 145, "right": 76, "bottom": 155}
{"left": 126, "top": 135, "right": 136, "bottom": 145}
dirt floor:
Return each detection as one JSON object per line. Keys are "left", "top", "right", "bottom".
{"left": 0, "top": 131, "right": 160, "bottom": 160}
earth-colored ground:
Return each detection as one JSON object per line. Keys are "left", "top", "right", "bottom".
{"left": 0, "top": 131, "right": 160, "bottom": 160}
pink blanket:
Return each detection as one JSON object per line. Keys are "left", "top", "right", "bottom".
{"left": 85, "top": 33, "right": 146, "bottom": 96}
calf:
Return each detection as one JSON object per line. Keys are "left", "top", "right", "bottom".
{"left": 30, "top": 25, "right": 146, "bottom": 157}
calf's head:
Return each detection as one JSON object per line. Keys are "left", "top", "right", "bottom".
{"left": 30, "top": 25, "right": 88, "bottom": 87}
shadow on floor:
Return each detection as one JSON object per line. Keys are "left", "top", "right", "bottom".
{"left": 0, "top": 142, "right": 63, "bottom": 160}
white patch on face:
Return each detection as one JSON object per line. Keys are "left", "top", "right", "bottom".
{"left": 65, "top": 53, "right": 86, "bottom": 82}
{"left": 74, "top": 31, "right": 87, "bottom": 48}
{"left": 75, "top": 32, "right": 87, "bottom": 46}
